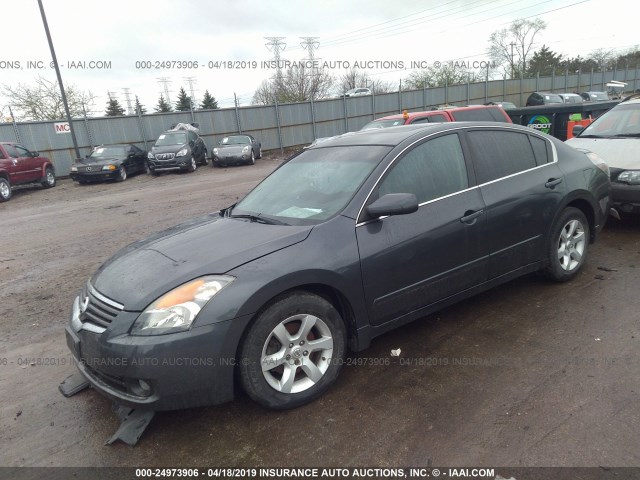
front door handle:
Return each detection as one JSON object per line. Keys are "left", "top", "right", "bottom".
{"left": 545, "top": 178, "right": 563, "bottom": 189}
{"left": 460, "top": 209, "right": 484, "bottom": 224}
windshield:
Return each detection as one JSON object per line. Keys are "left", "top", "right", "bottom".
{"left": 587, "top": 92, "right": 609, "bottom": 101}
{"left": 232, "top": 145, "right": 390, "bottom": 225}
{"left": 89, "top": 146, "right": 126, "bottom": 158}
{"left": 221, "top": 136, "right": 251, "bottom": 145}
{"left": 360, "top": 119, "right": 405, "bottom": 130}
{"left": 155, "top": 132, "right": 187, "bottom": 146}
{"left": 543, "top": 94, "right": 563, "bottom": 103}
{"left": 580, "top": 104, "right": 640, "bottom": 137}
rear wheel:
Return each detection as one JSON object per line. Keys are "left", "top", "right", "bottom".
{"left": 200, "top": 149, "right": 208, "bottom": 166}
{"left": 257, "top": 146, "right": 262, "bottom": 159}
{"left": 544, "top": 207, "right": 589, "bottom": 282}
{"left": 0, "top": 177, "right": 12, "bottom": 201}
{"left": 239, "top": 292, "right": 346, "bottom": 410}
{"left": 41, "top": 167, "right": 56, "bottom": 188}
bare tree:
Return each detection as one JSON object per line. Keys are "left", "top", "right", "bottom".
{"left": 405, "top": 63, "right": 480, "bottom": 89}
{"left": 2, "top": 75, "right": 95, "bottom": 121}
{"left": 336, "top": 69, "right": 395, "bottom": 94}
{"left": 589, "top": 48, "right": 615, "bottom": 71}
{"left": 488, "top": 18, "right": 546, "bottom": 78}
{"left": 252, "top": 66, "right": 334, "bottom": 105}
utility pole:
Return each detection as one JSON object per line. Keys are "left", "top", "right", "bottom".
{"left": 183, "top": 77, "right": 198, "bottom": 106}
{"left": 300, "top": 37, "right": 320, "bottom": 63}
{"left": 510, "top": 42, "right": 516, "bottom": 78}
{"left": 123, "top": 88, "right": 134, "bottom": 115}
{"left": 265, "top": 37, "right": 287, "bottom": 85}
{"left": 37, "top": 0, "right": 80, "bottom": 159}
{"left": 300, "top": 37, "right": 321, "bottom": 100}
{"left": 157, "top": 77, "right": 172, "bottom": 104}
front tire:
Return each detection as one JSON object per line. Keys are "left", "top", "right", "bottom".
{"left": 188, "top": 157, "right": 197, "bottom": 172}
{"left": 41, "top": 167, "right": 56, "bottom": 188}
{"left": 0, "top": 177, "right": 12, "bottom": 201}
{"left": 238, "top": 292, "right": 347, "bottom": 410}
{"left": 117, "top": 166, "right": 127, "bottom": 182}
{"left": 247, "top": 150, "right": 255, "bottom": 166}
{"left": 544, "top": 207, "right": 589, "bottom": 282}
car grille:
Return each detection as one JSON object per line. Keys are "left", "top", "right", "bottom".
{"left": 155, "top": 153, "right": 175, "bottom": 160}
{"left": 78, "top": 283, "right": 124, "bottom": 329}
{"left": 80, "top": 166, "right": 97, "bottom": 172}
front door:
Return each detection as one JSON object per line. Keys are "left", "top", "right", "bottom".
{"left": 356, "top": 132, "right": 488, "bottom": 327}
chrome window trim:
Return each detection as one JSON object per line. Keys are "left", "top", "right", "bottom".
{"left": 355, "top": 125, "right": 557, "bottom": 227}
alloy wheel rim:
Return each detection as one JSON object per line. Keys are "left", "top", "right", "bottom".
{"left": 47, "top": 172, "right": 55, "bottom": 185}
{"left": 0, "top": 182, "right": 9, "bottom": 198}
{"left": 557, "top": 219, "right": 586, "bottom": 271}
{"left": 261, "top": 314, "right": 334, "bottom": 394}
{"left": 120, "top": 168, "right": 126, "bottom": 180}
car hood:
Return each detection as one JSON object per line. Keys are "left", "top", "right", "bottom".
{"left": 216, "top": 145, "right": 247, "bottom": 155}
{"left": 151, "top": 143, "right": 188, "bottom": 154}
{"left": 565, "top": 137, "right": 640, "bottom": 170}
{"left": 76, "top": 157, "right": 123, "bottom": 166}
{"left": 91, "top": 213, "right": 312, "bottom": 311}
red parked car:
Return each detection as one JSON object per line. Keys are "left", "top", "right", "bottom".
{"left": 0, "top": 142, "right": 56, "bottom": 202}
{"left": 360, "top": 105, "right": 512, "bottom": 130}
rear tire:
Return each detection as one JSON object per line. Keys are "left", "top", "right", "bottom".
{"left": 200, "top": 149, "right": 208, "bottom": 166}
{"left": 41, "top": 167, "right": 56, "bottom": 188}
{"left": 543, "top": 207, "right": 589, "bottom": 282}
{"left": 0, "top": 177, "right": 12, "bottom": 201}
{"left": 238, "top": 292, "right": 347, "bottom": 410}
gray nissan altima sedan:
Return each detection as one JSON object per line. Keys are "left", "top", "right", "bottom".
{"left": 65, "top": 122, "right": 611, "bottom": 411}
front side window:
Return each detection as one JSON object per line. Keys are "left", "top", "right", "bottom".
{"left": 378, "top": 133, "right": 469, "bottom": 204}
{"left": 467, "top": 130, "right": 538, "bottom": 184}
{"left": 14, "top": 145, "right": 31, "bottom": 157}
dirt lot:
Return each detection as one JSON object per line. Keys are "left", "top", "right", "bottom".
{"left": 0, "top": 153, "right": 639, "bottom": 468}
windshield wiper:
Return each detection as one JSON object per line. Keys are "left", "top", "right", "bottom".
{"left": 613, "top": 133, "right": 640, "bottom": 137}
{"left": 577, "top": 134, "right": 612, "bottom": 138}
{"left": 228, "top": 214, "right": 288, "bottom": 225}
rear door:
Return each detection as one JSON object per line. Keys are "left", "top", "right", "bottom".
{"left": 356, "top": 132, "right": 488, "bottom": 327}
{"left": 464, "top": 128, "right": 565, "bottom": 278}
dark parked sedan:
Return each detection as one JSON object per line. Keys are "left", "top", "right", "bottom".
{"left": 65, "top": 122, "right": 611, "bottom": 412}
{"left": 70, "top": 144, "right": 147, "bottom": 183}
{"left": 212, "top": 135, "right": 261, "bottom": 167}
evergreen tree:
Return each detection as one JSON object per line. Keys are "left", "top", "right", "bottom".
{"left": 200, "top": 90, "right": 218, "bottom": 109}
{"left": 105, "top": 97, "right": 125, "bottom": 116}
{"left": 175, "top": 87, "right": 192, "bottom": 111}
{"left": 526, "top": 45, "right": 563, "bottom": 76}
{"left": 135, "top": 96, "right": 147, "bottom": 115}
{"left": 155, "top": 94, "right": 172, "bottom": 113}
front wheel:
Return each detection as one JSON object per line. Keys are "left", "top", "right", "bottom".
{"left": 0, "top": 177, "right": 12, "bottom": 201}
{"left": 544, "top": 207, "right": 589, "bottom": 282}
{"left": 238, "top": 292, "right": 347, "bottom": 410}
{"left": 188, "top": 157, "right": 197, "bottom": 172}
{"left": 41, "top": 167, "right": 56, "bottom": 188}
{"left": 117, "top": 166, "right": 127, "bottom": 182}
{"left": 247, "top": 150, "right": 255, "bottom": 165}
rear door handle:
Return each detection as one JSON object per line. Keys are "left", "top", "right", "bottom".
{"left": 460, "top": 209, "right": 484, "bottom": 224}
{"left": 545, "top": 178, "right": 563, "bottom": 189}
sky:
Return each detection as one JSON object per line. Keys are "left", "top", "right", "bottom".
{"left": 1, "top": 0, "right": 637, "bottom": 118}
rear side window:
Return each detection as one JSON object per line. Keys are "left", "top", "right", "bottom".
{"left": 489, "top": 108, "right": 508, "bottom": 122}
{"left": 467, "top": 130, "right": 538, "bottom": 184}
{"left": 451, "top": 109, "right": 494, "bottom": 122}
{"left": 410, "top": 117, "right": 432, "bottom": 124}
{"left": 0, "top": 148, "right": 5, "bottom": 159}
{"left": 529, "top": 135, "right": 550, "bottom": 165}
{"left": 378, "top": 133, "right": 468, "bottom": 204}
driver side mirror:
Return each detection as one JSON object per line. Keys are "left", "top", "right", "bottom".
{"left": 31, "top": 151, "right": 39, "bottom": 157}
{"left": 365, "top": 193, "right": 419, "bottom": 219}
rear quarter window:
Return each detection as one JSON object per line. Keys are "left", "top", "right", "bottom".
{"left": 529, "top": 135, "right": 551, "bottom": 165}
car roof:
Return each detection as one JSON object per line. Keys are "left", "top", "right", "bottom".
{"left": 375, "top": 105, "right": 500, "bottom": 121}
{"left": 309, "top": 122, "right": 538, "bottom": 148}
{"left": 95, "top": 143, "right": 131, "bottom": 147}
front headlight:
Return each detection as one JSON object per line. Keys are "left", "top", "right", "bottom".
{"left": 177, "top": 148, "right": 188, "bottom": 157}
{"left": 131, "top": 276, "right": 234, "bottom": 336}
{"left": 71, "top": 166, "right": 78, "bottom": 172}
{"left": 242, "top": 146, "right": 250, "bottom": 154}
{"left": 616, "top": 170, "right": 640, "bottom": 185}
{"left": 148, "top": 152, "right": 155, "bottom": 159}
{"left": 102, "top": 165, "right": 117, "bottom": 171}
{"left": 213, "top": 148, "right": 219, "bottom": 155}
